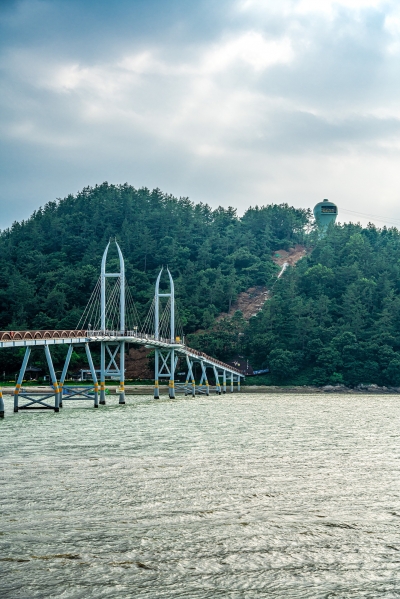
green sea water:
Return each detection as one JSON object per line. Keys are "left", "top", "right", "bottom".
{"left": 1, "top": 393, "right": 400, "bottom": 598}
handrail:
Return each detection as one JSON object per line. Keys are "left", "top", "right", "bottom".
{"left": 0, "top": 329, "right": 242, "bottom": 375}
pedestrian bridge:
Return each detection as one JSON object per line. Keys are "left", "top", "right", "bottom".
{"left": 0, "top": 241, "right": 243, "bottom": 417}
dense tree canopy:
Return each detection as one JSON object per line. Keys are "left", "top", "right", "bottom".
{"left": 0, "top": 183, "right": 309, "bottom": 374}
{"left": 244, "top": 223, "right": 400, "bottom": 387}
{"left": 3, "top": 183, "right": 399, "bottom": 387}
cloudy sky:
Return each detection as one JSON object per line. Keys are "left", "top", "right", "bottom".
{"left": 1, "top": 0, "right": 400, "bottom": 229}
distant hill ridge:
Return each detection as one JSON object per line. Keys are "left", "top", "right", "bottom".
{"left": 0, "top": 183, "right": 310, "bottom": 373}
{"left": 3, "top": 183, "right": 399, "bottom": 388}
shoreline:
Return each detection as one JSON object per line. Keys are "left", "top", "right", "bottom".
{"left": 2, "top": 384, "right": 399, "bottom": 395}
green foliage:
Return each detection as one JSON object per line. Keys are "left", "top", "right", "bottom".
{"left": 0, "top": 183, "right": 309, "bottom": 371}
{"left": 245, "top": 223, "right": 400, "bottom": 387}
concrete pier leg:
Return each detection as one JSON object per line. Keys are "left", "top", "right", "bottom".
{"left": 94, "top": 384, "right": 99, "bottom": 408}
{"left": 231, "top": 373, "right": 234, "bottom": 393}
{"left": 119, "top": 341, "right": 125, "bottom": 404}
{"left": 169, "top": 349, "right": 175, "bottom": 399}
{"left": 223, "top": 370, "right": 226, "bottom": 394}
{"left": 154, "top": 350, "right": 160, "bottom": 399}
{"left": 0, "top": 389, "right": 4, "bottom": 418}
{"left": 54, "top": 390, "right": 60, "bottom": 412}
{"left": 100, "top": 342, "right": 106, "bottom": 404}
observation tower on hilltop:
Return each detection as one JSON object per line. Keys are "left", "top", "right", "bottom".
{"left": 313, "top": 199, "right": 338, "bottom": 231}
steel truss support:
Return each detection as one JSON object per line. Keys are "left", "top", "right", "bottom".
{"left": 59, "top": 344, "right": 73, "bottom": 407}
{"left": 44, "top": 345, "right": 60, "bottom": 411}
{"left": 59, "top": 344, "right": 99, "bottom": 408}
{"left": 185, "top": 355, "right": 195, "bottom": 397}
{"left": 14, "top": 347, "right": 31, "bottom": 412}
{"left": 154, "top": 348, "right": 177, "bottom": 399}
{"left": 199, "top": 361, "right": 210, "bottom": 396}
{"left": 85, "top": 343, "right": 99, "bottom": 407}
{"left": 213, "top": 365, "right": 222, "bottom": 395}
{"left": 99, "top": 341, "right": 126, "bottom": 404}
{"left": 14, "top": 346, "right": 60, "bottom": 413}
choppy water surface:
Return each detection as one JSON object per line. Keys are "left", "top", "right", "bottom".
{"left": 1, "top": 393, "right": 400, "bottom": 598}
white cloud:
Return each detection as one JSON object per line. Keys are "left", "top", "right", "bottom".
{"left": 201, "top": 32, "right": 294, "bottom": 73}
{"left": 1, "top": 0, "right": 400, "bottom": 228}
{"left": 239, "top": 0, "right": 388, "bottom": 16}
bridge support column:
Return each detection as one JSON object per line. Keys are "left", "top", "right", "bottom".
{"left": 154, "top": 349, "right": 160, "bottom": 399}
{"left": 85, "top": 343, "right": 99, "bottom": 408}
{"left": 169, "top": 349, "right": 175, "bottom": 399}
{"left": 0, "top": 388, "right": 4, "bottom": 418}
{"left": 60, "top": 345, "right": 74, "bottom": 408}
{"left": 231, "top": 372, "right": 234, "bottom": 393}
{"left": 186, "top": 356, "right": 195, "bottom": 397}
{"left": 100, "top": 342, "right": 106, "bottom": 404}
{"left": 119, "top": 341, "right": 125, "bottom": 404}
{"left": 200, "top": 362, "right": 209, "bottom": 396}
{"left": 44, "top": 346, "right": 60, "bottom": 412}
{"left": 14, "top": 347, "right": 31, "bottom": 413}
{"left": 223, "top": 370, "right": 226, "bottom": 394}
{"left": 213, "top": 365, "right": 221, "bottom": 395}
{"left": 237, "top": 376, "right": 241, "bottom": 392}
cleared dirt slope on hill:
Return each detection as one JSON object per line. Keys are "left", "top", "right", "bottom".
{"left": 217, "top": 245, "right": 308, "bottom": 321}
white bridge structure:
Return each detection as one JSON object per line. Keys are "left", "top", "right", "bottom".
{"left": 0, "top": 241, "right": 243, "bottom": 417}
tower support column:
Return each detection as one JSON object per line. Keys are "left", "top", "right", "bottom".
{"left": 59, "top": 344, "right": 74, "bottom": 408}
{"left": 154, "top": 349, "right": 160, "bottom": 399}
{"left": 44, "top": 345, "right": 60, "bottom": 412}
{"left": 169, "top": 349, "right": 175, "bottom": 399}
{"left": 119, "top": 341, "right": 125, "bottom": 404}
{"left": 200, "top": 362, "right": 209, "bottom": 396}
{"left": 14, "top": 347, "right": 31, "bottom": 413}
{"left": 85, "top": 343, "right": 99, "bottom": 408}
{"left": 213, "top": 365, "right": 221, "bottom": 395}
{"left": 100, "top": 342, "right": 106, "bottom": 404}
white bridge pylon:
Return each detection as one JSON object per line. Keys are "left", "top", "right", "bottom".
{"left": 100, "top": 240, "right": 126, "bottom": 404}
{"left": 154, "top": 267, "right": 176, "bottom": 399}
{"left": 1, "top": 242, "right": 243, "bottom": 417}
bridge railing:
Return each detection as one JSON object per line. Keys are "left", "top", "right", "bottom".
{"left": 88, "top": 330, "right": 181, "bottom": 346}
{"left": 184, "top": 346, "right": 242, "bottom": 375}
{"left": 0, "top": 329, "right": 86, "bottom": 341}
{"left": 0, "top": 329, "right": 242, "bottom": 375}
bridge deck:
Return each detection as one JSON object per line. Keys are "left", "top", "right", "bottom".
{"left": 0, "top": 330, "right": 243, "bottom": 377}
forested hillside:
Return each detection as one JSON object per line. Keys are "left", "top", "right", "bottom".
{"left": 243, "top": 224, "right": 400, "bottom": 387}
{"left": 2, "top": 183, "right": 400, "bottom": 387}
{"left": 0, "top": 183, "right": 309, "bottom": 373}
